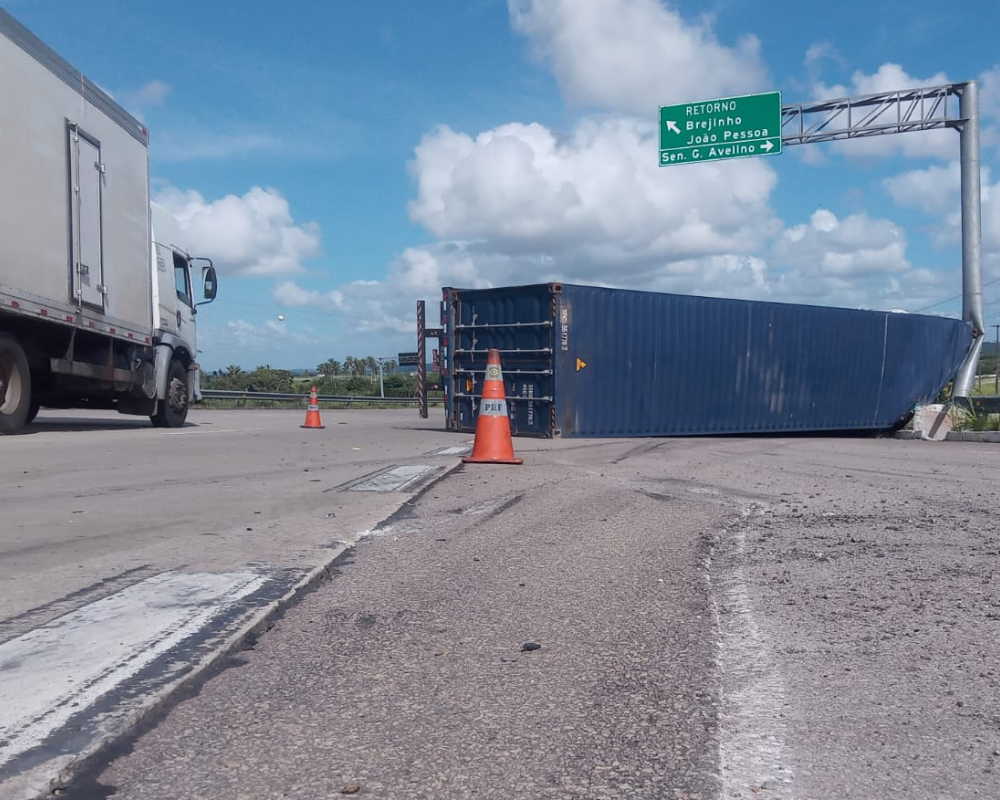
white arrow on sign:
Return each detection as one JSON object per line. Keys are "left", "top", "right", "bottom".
{"left": 761, "top": 139, "right": 774, "bottom": 152}
{"left": 665, "top": 120, "right": 680, "bottom": 135}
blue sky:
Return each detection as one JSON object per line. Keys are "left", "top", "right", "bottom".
{"left": 6, "top": 0, "right": 1000, "bottom": 370}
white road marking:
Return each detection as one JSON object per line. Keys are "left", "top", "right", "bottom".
{"left": 0, "top": 570, "right": 266, "bottom": 770}
{"left": 162, "top": 429, "right": 251, "bottom": 435}
{"left": 349, "top": 465, "right": 439, "bottom": 493}
{"left": 708, "top": 505, "right": 794, "bottom": 798}
{"left": 432, "top": 445, "right": 471, "bottom": 456}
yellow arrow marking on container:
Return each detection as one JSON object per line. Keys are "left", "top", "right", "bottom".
{"left": 576, "top": 358, "right": 587, "bottom": 371}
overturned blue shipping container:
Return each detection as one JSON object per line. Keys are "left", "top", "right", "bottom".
{"left": 442, "top": 283, "right": 972, "bottom": 438}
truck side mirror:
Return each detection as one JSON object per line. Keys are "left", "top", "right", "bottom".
{"left": 203, "top": 266, "right": 218, "bottom": 300}
{"left": 194, "top": 259, "right": 217, "bottom": 305}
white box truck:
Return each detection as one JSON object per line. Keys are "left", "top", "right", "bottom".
{"left": 0, "top": 7, "right": 217, "bottom": 433}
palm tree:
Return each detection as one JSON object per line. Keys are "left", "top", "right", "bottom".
{"left": 343, "top": 356, "right": 361, "bottom": 377}
{"left": 366, "top": 356, "right": 379, "bottom": 383}
{"left": 317, "top": 359, "right": 341, "bottom": 377}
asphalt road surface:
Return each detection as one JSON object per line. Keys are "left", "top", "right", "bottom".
{"left": 0, "top": 408, "right": 469, "bottom": 798}
{"left": 3, "top": 413, "right": 1000, "bottom": 799}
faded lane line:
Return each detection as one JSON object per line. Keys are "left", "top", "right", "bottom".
{"left": 708, "top": 505, "right": 794, "bottom": 799}
{"left": 162, "top": 429, "right": 254, "bottom": 436}
{"left": 0, "top": 570, "right": 266, "bottom": 770}
{"left": 430, "top": 445, "right": 472, "bottom": 456}
{"left": 349, "top": 465, "right": 440, "bottom": 493}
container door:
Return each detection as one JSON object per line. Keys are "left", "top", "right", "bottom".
{"left": 69, "top": 126, "right": 105, "bottom": 311}
{"left": 445, "top": 285, "right": 557, "bottom": 437}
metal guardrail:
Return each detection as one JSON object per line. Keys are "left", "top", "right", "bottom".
{"left": 964, "top": 395, "right": 1000, "bottom": 414}
{"left": 200, "top": 389, "right": 421, "bottom": 405}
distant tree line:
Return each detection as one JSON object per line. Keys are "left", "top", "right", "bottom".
{"left": 203, "top": 357, "right": 441, "bottom": 398}
{"left": 316, "top": 356, "right": 397, "bottom": 378}
{"left": 204, "top": 364, "right": 297, "bottom": 393}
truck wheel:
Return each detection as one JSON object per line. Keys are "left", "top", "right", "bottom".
{"left": 151, "top": 360, "right": 189, "bottom": 428}
{"left": 0, "top": 334, "right": 32, "bottom": 435}
{"left": 26, "top": 398, "right": 41, "bottom": 424}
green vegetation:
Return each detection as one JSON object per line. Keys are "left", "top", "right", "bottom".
{"left": 205, "top": 364, "right": 297, "bottom": 393}
{"left": 201, "top": 359, "right": 444, "bottom": 407}
{"left": 951, "top": 407, "right": 1000, "bottom": 432}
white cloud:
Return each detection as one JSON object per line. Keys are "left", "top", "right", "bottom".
{"left": 222, "top": 318, "right": 296, "bottom": 346}
{"left": 408, "top": 116, "right": 780, "bottom": 271}
{"left": 804, "top": 42, "right": 843, "bottom": 72}
{"left": 273, "top": 247, "right": 775, "bottom": 352}
{"left": 155, "top": 186, "right": 321, "bottom": 277}
{"left": 119, "top": 80, "right": 172, "bottom": 122}
{"left": 198, "top": 318, "right": 320, "bottom": 369}
{"left": 774, "top": 209, "right": 911, "bottom": 281}
{"left": 763, "top": 207, "right": 956, "bottom": 316}
{"left": 268, "top": 243, "right": 493, "bottom": 338}
{"left": 507, "top": 0, "right": 769, "bottom": 113}
{"left": 387, "top": 245, "right": 489, "bottom": 296}
{"left": 987, "top": 181, "right": 1000, "bottom": 255}
{"left": 387, "top": 112, "right": 950, "bottom": 323}
{"left": 154, "top": 131, "right": 284, "bottom": 162}
{"left": 883, "top": 163, "right": 1000, "bottom": 256}
{"left": 309, "top": 206, "right": 943, "bottom": 337}
{"left": 136, "top": 79, "right": 172, "bottom": 106}
{"left": 272, "top": 281, "right": 344, "bottom": 309}
{"left": 978, "top": 65, "right": 1000, "bottom": 123}
{"left": 269, "top": 275, "right": 424, "bottom": 335}
{"left": 883, "top": 162, "right": 961, "bottom": 215}
{"left": 818, "top": 63, "right": 952, "bottom": 100}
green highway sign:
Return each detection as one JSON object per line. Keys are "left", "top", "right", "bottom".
{"left": 659, "top": 91, "right": 782, "bottom": 166}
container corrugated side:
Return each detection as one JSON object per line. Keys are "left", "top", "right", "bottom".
{"left": 444, "top": 283, "right": 972, "bottom": 438}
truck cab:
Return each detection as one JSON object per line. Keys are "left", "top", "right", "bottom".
{"left": 150, "top": 203, "right": 217, "bottom": 427}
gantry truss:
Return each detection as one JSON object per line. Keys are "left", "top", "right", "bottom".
{"left": 780, "top": 84, "right": 965, "bottom": 145}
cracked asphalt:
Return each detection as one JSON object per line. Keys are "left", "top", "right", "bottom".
{"left": 61, "top": 435, "right": 1000, "bottom": 800}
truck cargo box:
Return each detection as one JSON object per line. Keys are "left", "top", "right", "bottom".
{"left": 0, "top": 8, "right": 152, "bottom": 340}
{"left": 442, "top": 283, "right": 972, "bottom": 438}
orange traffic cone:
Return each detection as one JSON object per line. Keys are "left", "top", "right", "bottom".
{"left": 462, "top": 349, "right": 523, "bottom": 465}
{"left": 301, "top": 386, "right": 325, "bottom": 429}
